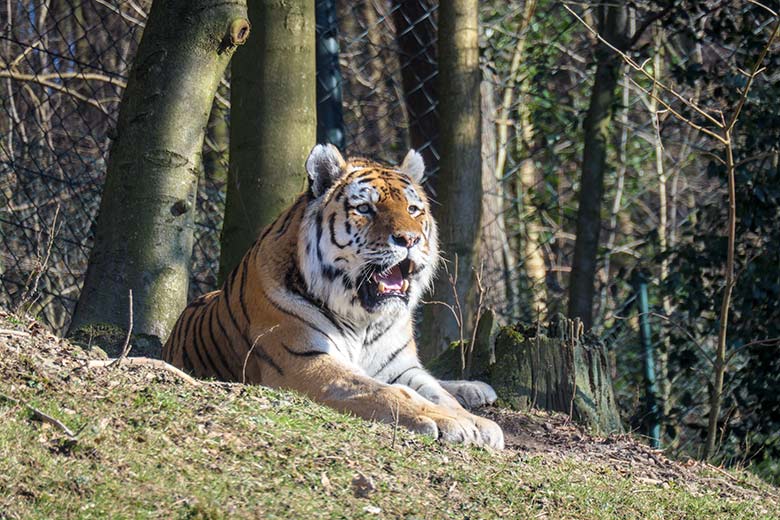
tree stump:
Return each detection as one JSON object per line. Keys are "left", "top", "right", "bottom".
{"left": 429, "top": 313, "right": 622, "bottom": 435}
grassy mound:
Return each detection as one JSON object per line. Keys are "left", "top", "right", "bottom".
{"left": 1, "top": 309, "right": 778, "bottom": 519}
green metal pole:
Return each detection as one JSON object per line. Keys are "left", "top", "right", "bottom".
{"left": 635, "top": 270, "right": 661, "bottom": 448}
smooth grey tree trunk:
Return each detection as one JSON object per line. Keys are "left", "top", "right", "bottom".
{"left": 68, "top": 0, "right": 250, "bottom": 353}
{"left": 219, "top": 0, "right": 316, "bottom": 280}
{"left": 568, "top": 2, "right": 629, "bottom": 329}
{"left": 419, "top": 0, "right": 482, "bottom": 361}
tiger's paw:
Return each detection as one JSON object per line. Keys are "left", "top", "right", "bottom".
{"left": 438, "top": 380, "right": 498, "bottom": 409}
{"left": 408, "top": 409, "right": 504, "bottom": 450}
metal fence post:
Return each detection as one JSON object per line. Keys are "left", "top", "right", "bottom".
{"left": 315, "top": 0, "right": 345, "bottom": 150}
{"left": 634, "top": 269, "right": 661, "bottom": 448}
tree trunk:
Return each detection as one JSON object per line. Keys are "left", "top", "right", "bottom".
{"left": 479, "top": 78, "right": 515, "bottom": 321}
{"left": 393, "top": 0, "right": 439, "bottom": 172}
{"left": 219, "top": 0, "right": 316, "bottom": 280}
{"left": 490, "top": 0, "right": 546, "bottom": 317}
{"left": 203, "top": 88, "right": 230, "bottom": 186}
{"left": 490, "top": 317, "right": 623, "bottom": 435}
{"left": 68, "top": 0, "right": 250, "bottom": 354}
{"left": 648, "top": 27, "right": 672, "bottom": 428}
{"left": 517, "top": 94, "right": 548, "bottom": 319}
{"left": 418, "top": 0, "right": 482, "bottom": 361}
{"left": 568, "top": 2, "right": 628, "bottom": 330}
{"left": 429, "top": 314, "right": 622, "bottom": 435}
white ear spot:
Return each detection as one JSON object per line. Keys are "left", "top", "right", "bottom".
{"left": 400, "top": 149, "right": 425, "bottom": 183}
{"left": 306, "top": 144, "right": 346, "bottom": 197}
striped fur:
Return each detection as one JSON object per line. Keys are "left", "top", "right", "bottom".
{"left": 163, "top": 145, "right": 503, "bottom": 449}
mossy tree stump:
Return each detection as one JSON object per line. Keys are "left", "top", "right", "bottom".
{"left": 429, "top": 312, "right": 622, "bottom": 435}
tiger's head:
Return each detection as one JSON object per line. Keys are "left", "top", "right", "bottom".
{"left": 298, "top": 144, "right": 439, "bottom": 323}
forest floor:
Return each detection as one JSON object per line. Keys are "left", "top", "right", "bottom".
{"left": 1, "top": 308, "right": 778, "bottom": 519}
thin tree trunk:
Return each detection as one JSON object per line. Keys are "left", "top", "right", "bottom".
{"left": 517, "top": 93, "right": 548, "bottom": 319}
{"left": 203, "top": 91, "right": 230, "bottom": 185}
{"left": 600, "top": 64, "right": 629, "bottom": 320}
{"left": 648, "top": 27, "right": 672, "bottom": 425}
{"left": 68, "top": 0, "right": 250, "bottom": 351}
{"left": 493, "top": 0, "right": 537, "bottom": 320}
{"left": 479, "top": 78, "right": 514, "bottom": 320}
{"left": 568, "top": 2, "right": 628, "bottom": 330}
{"left": 418, "top": 0, "right": 481, "bottom": 361}
{"left": 220, "top": 0, "right": 316, "bottom": 280}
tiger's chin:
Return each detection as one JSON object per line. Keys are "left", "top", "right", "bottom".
{"left": 357, "top": 258, "right": 417, "bottom": 313}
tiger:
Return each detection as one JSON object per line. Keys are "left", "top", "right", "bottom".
{"left": 163, "top": 144, "right": 504, "bottom": 449}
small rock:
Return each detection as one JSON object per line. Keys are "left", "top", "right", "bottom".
{"left": 352, "top": 472, "right": 376, "bottom": 498}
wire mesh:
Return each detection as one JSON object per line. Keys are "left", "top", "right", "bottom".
{"left": 0, "top": 0, "right": 724, "bottom": 336}
{"left": 1, "top": 0, "right": 774, "bottom": 468}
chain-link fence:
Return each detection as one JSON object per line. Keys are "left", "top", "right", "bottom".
{"left": 0, "top": 0, "right": 714, "bottom": 337}
{"left": 1, "top": 0, "right": 571, "bottom": 333}
{"left": 2, "top": 0, "right": 771, "bottom": 464}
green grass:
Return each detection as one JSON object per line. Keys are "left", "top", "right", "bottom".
{"left": 1, "top": 314, "right": 778, "bottom": 519}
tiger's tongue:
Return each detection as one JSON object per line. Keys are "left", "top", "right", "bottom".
{"left": 374, "top": 265, "right": 403, "bottom": 291}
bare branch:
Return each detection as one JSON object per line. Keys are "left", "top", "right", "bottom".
{"left": 0, "top": 70, "right": 111, "bottom": 113}
{"left": 728, "top": 17, "right": 780, "bottom": 132}
{"left": 0, "top": 70, "right": 128, "bottom": 88}
{"left": 0, "top": 392, "right": 77, "bottom": 439}
{"left": 87, "top": 357, "right": 201, "bottom": 386}
{"left": 108, "top": 290, "right": 134, "bottom": 367}
{"left": 563, "top": 3, "right": 725, "bottom": 130}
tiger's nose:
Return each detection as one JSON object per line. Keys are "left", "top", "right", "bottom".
{"left": 391, "top": 232, "right": 421, "bottom": 249}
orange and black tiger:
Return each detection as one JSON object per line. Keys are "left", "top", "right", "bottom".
{"left": 162, "top": 145, "right": 504, "bottom": 449}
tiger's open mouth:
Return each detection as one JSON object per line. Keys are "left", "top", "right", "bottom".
{"left": 358, "top": 258, "right": 415, "bottom": 311}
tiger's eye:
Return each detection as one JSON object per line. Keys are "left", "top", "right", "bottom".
{"left": 356, "top": 203, "right": 372, "bottom": 214}
{"left": 408, "top": 205, "right": 421, "bottom": 215}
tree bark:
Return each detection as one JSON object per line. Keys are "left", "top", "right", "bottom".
{"left": 429, "top": 314, "right": 622, "bottom": 435}
{"left": 568, "top": 2, "right": 628, "bottom": 330}
{"left": 517, "top": 91, "right": 548, "bottom": 319}
{"left": 490, "top": 317, "right": 623, "bottom": 435}
{"left": 418, "top": 0, "right": 482, "bottom": 361}
{"left": 393, "top": 0, "right": 439, "bottom": 171}
{"left": 68, "top": 0, "right": 250, "bottom": 353}
{"left": 479, "top": 79, "right": 515, "bottom": 321}
{"left": 219, "top": 0, "right": 316, "bottom": 280}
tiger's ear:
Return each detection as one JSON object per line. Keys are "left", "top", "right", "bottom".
{"left": 400, "top": 149, "right": 425, "bottom": 183}
{"left": 306, "top": 144, "right": 346, "bottom": 197}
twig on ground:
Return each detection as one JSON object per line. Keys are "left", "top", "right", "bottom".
{"left": 0, "top": 392, "right": 77, "bottom": 439}
{"left": 0, "top": 329, "right": 30, "bottom": 338}
{"left": 391, "top": 401, "right": 400, "bottom": 449}
{"left": 108, "top": 289, "right": 133, "bottom": 367}
{"left": 87, "top": 357, "right": 201, "bottom": 386}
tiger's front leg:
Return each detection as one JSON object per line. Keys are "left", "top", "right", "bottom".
{"left": 271, "top": 347, "right": 504, "bottom": 449}
{"left": 438, "top": 380, "right": 498, "bottom": 409}
{"left": 386, "top": 364, "right": 498, "bottom": 409}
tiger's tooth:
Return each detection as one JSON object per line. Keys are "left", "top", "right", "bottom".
{"left": 378, "top": 281, "right": 387, "bottom": 293}
{"left": 401, "top": 279, "right": 409, "bottom": 293}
